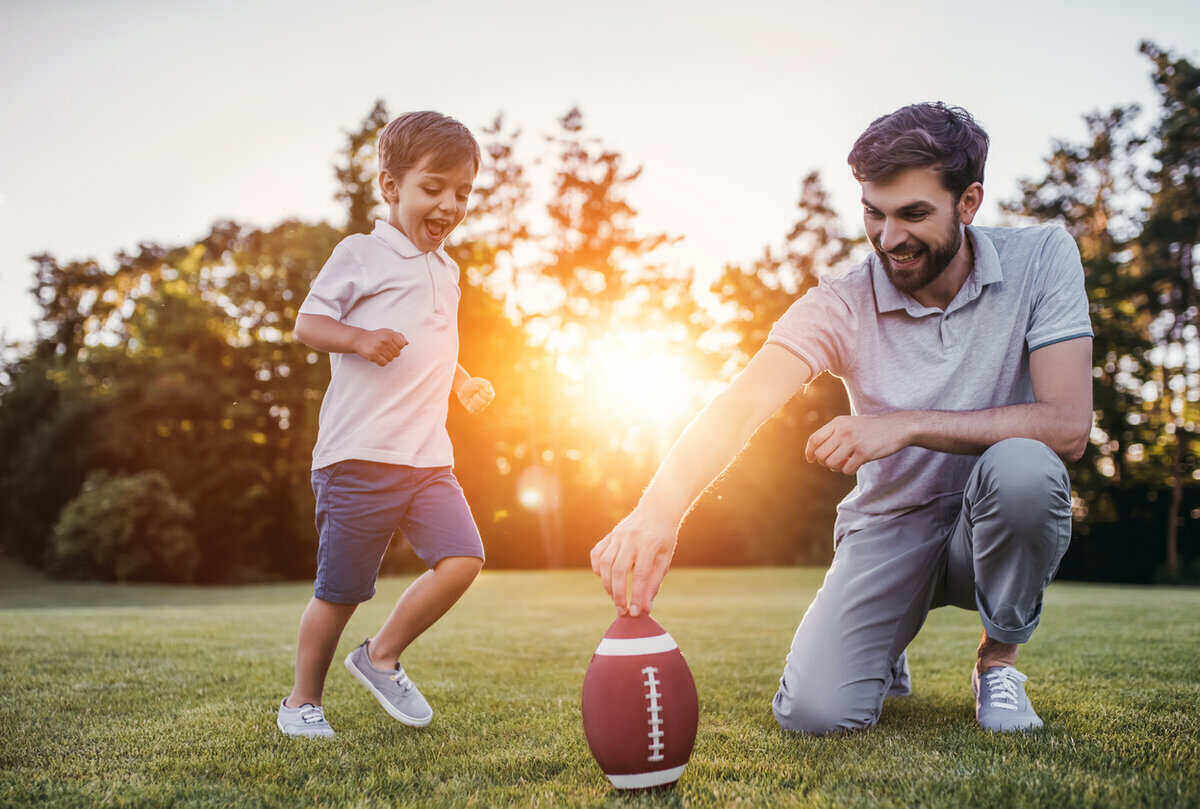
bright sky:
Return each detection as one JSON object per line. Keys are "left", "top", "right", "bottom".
{"left": 2, "top": 0, "right": 1198, "bottom": 345}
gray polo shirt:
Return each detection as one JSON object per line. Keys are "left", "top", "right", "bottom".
{"left": 766, "top": 224, "right": 1092, "bottom": 534}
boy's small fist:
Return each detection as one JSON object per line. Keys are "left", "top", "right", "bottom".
{"left": 354, "top": 328, "right": 407, "bottom": 366}
{"left": 457, "top": 378, "right": 495, "bottom": 414}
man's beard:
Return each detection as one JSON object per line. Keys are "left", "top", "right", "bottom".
{"left": 874, "top": 213, "right": 963, "bottom": 294}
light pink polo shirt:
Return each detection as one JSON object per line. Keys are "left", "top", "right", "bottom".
{"left": 299, "top": 220, "right": 461, "bottom": 470}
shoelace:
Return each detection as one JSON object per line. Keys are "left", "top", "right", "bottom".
{"left": 299, "top": 705, "right": 327, "bottom": 726}
{"left": 982, "top": 666, "right": 1027, "bottom": 711}
{"left": 390, "top": 669, "right": 414, "bottom": 695}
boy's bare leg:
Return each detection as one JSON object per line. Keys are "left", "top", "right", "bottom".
{"left": 284, "top": 597, "right": 357, "bottom": 707}
{"left": 368, "top": 556, "right": 483, "bottom": 667}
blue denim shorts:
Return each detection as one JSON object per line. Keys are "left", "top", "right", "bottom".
{"left": 310, "top": 460, "right": 484, "bottom": 604}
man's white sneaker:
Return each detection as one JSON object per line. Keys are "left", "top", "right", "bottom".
{"left": 972, "top": 665, "right": 1044, "bottom": 732}
{"left": 276, "top": 698, "right": 335, "bottom": 738}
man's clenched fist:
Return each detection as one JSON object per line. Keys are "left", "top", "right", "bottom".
{"left": 804, "top": 412, "right": 911, "bottom": 475}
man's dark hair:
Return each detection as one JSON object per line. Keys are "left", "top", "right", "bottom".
{"left": 847, "top": 102, "right": 989, "bottom": 199}
{"left": 378, "top": 110, "right": 480, "bottom": 181}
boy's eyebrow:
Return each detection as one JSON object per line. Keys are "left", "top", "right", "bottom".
{"left": 421, "top": 174, "right": 473, "bottom": 187}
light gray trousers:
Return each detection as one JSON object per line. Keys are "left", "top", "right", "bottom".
{"left": 772, "top": 438, "right": 1072, "bottom": 735}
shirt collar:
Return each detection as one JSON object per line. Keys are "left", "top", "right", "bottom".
{"left": 371, "top": 219, "right": 453, "bottom": 264}
{"left": 871, "top": 226, "right": 1003, "bottom": 316}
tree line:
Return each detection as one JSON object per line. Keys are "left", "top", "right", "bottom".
{"left": 0, "top": 41, "right": 1195, "bottom": 584}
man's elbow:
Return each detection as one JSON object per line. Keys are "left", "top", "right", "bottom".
{"left": 1061, "top": 439, "right": 1087, "bottom": 463}
{"left": 1057, "top": 421, "right": 1091, "bottom": 463}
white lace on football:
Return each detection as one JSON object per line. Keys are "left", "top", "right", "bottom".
{"left": 982, "top": 666, "right": 1027, "bottom": 711}
{"left": 390, "top": 669, "right": 414, "bottom": 695}
{"left": 299, "top": 705, "right": 328, "bottom": 725}
{"left": 642, "top": 666, "right": 665, "bottom": 762}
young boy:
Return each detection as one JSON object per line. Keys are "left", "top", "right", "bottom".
{"left": 277, "top": 111, "right": 495, "bottom": 737}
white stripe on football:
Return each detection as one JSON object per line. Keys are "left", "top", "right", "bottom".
{"left": 607, "top": 764, "right": 687, "bottom": 789}
{"left": 594, "top": 633, "right": 679, "bottom": 656}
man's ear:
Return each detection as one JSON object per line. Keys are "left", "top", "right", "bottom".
{"left": 378, "top": 170, "right": 398, "bottom": 205}
{"left": 958, "top": 182, "right": 984, "bottom": 225}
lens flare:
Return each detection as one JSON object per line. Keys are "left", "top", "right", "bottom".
{"left": 518, "top": 487, "right": 544, "bottom": 510}
{"left": 556, "top": 328, "right": 715, "bottom": 438}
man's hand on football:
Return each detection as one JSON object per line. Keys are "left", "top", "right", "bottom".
{"left": 353, "top": 328, "right": 407, "bottom": 366}
{"left": 457, "top": 377, "right": 495, "bottom": 414}
{"left": 805, "top": 413, "right": 912, "bottom": 475}
{"left": 590, "top": 509, "right": 677, "bottom": 617}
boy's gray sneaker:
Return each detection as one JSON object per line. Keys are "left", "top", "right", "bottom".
{"left": 344, "top": 639, "right": 433, "bottom": 727}
{"left": 276, "top": 698, "right": 335, "bottom": 737}
{"left": 972, "top": 665, "right": 1044, "bottom": 732}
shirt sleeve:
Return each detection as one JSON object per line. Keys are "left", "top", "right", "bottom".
{"left": 1026, "top": 227, "right": 1094, "bottom": 353}
{"left": 764, "top": 278, "right": 856, "bottom": 378}
{"left": 298, "top": 239, "right": 365, "bottom": 321}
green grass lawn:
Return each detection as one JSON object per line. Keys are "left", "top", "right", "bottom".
{"left": 1, "top": 562, "right": 1197, "bottom": 809}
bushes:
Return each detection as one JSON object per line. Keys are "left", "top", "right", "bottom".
{"left": 48, "top": 471, "right": 199, "bottom": 583}
{"left": 0, "top": 356, "right": 97, "bottom": 567}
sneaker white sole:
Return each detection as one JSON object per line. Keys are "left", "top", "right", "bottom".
{"left": 276, "top": 716, "right": 335, "bottom": 738}
{"left": 343, "top": 654, "right": 433, "bottom": 727}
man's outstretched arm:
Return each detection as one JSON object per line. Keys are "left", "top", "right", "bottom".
{"left": 806, "top": 337, "right": 1093, "bottom": 475}
{"left": 590, "top": 344, "right": 814, "bottom": 616}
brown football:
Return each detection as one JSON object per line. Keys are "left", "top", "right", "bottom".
{"left": 581, "top": 614, "right": 699, "bottom": 790}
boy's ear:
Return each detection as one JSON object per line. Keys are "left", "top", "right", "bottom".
{"left": 378, "top": 170, "right": 399, "bottom": 205}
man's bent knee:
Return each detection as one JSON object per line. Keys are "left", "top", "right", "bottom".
{"left": 975, "top": 438, "right": 1069, "bottom": 529}
{"left": 772, "top": 682, "right": 880, "bottom": 735}
{"left": 979, "top": 438, "right": 1066, "bottom": 488}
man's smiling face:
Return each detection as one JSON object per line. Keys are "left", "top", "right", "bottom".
{"left": 861, "top": 166, "right": 974, "bottom": 294}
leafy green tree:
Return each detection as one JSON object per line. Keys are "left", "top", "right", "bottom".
{"left": 540, "top": 107, "right": 673, "bottom": 315}
{"left": 1137, "top": 41, "right": 1200, "bottom": 580}
{"left": 1004, "top": 105, "right": 1153, "bottom": 496}
{"left": 0, "top": 251, "right": 119, "bottom": 567}
{"left": 711, "top": 172, "right": 861, "bottom": 361}
{"left": 689, "top": 172, "right": 862, "bottom": 566}
{"left": 0, "top": 354, "right": 97, "bottom": 566}
{"left": 456, "top": 113, "right": 532, "bottom": 279}
{"left": 75, "top": 236, "right": 324, "bottom": 581}
{"left": 48, "top": 470, "right": 197, "bottom": 582}
{"left": 334, "top": 100, "right": 390, "bottom": 235}
{"left": 489, "top": 108, "right": 698, "bottom": 566}
{"left": 1006, "top": 42, "right": 1200, "bottom": 582}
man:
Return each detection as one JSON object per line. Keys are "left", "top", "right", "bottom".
{"left": 590, "top": 102, "right": 1092, "bottom": 734}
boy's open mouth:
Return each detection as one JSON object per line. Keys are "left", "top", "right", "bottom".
{"left": 424, "top": 218, "right": 450, "bottom": 242}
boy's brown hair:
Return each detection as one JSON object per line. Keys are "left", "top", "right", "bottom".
{"left": 378, "top": 111, "right": 480, "bottom": 181}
